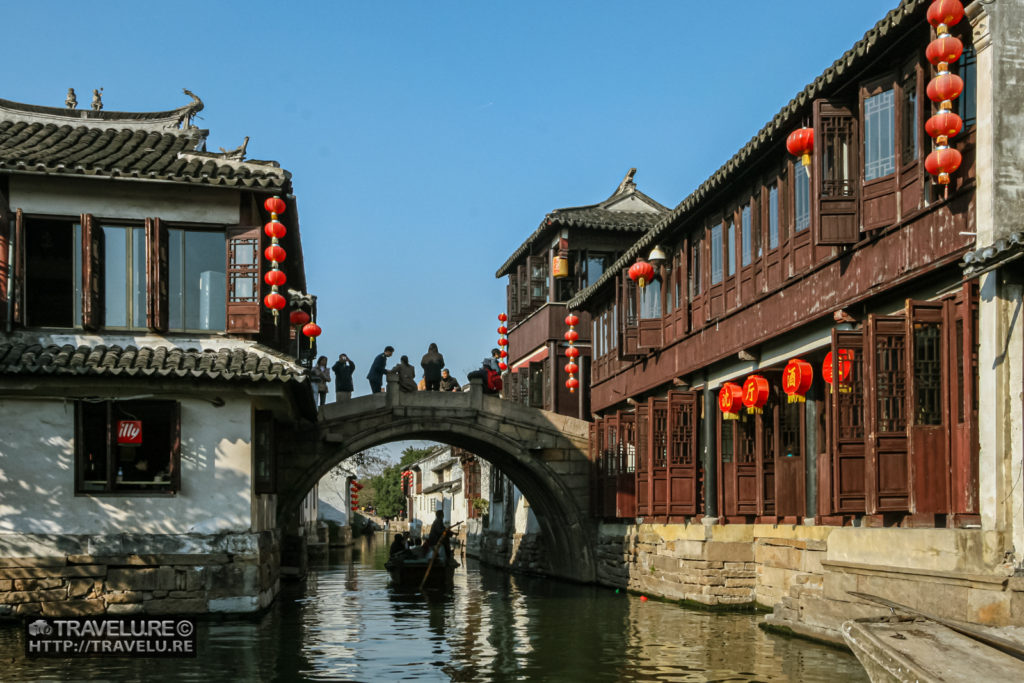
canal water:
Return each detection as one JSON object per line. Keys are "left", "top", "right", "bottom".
{"left": 1, "top": 534, "right": 867, "bottom": 681}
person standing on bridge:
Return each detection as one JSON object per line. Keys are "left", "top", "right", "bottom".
{"left": 439, "top": 369, "right": 460, "bottom": 392}
{"left": 310, "top": 356, "right": 331, "bottom": 407}
{"left": 420, "top": 343, "right": 445, "bottom": 391}
{"left": 393, "top": 355, "right": 418, "bottom": 393}
{"left": 332, "top": 353, "right": 355, "bottom": 401}
{"left": 367, "top": 346, "right": 394, "bottom": 394}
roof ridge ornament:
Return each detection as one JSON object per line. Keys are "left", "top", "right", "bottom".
{"left": 615, "top": 167, "right": 637, "bottom": 195}
{"left": 178, "top": 88, "right": 204, "bottom": 128}
{"left": 65, "top": 88, "right": 77, "bottom": 110}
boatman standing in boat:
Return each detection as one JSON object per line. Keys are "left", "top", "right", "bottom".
{"left": 426, "top": 509, "right": 452, "bottom": 561}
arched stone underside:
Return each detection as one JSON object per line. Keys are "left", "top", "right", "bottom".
{"left": 276, "top": 379, "right": 596, "bottom": 583}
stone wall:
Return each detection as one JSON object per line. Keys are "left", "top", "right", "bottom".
{"left": 0, "top": 531, "right": 279, "bottom": 620}
{"left": 469, "top": 528, "right": 548, "bottom": 576}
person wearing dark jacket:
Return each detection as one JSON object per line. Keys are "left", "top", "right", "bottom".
{"left": 332, "top": 353, "right": 355, "bottom": 400}
{"left": 393, "top": 355, "right": 418, "bottom": 393}
{"left": 439, "top": 369, "right": 460, "bottom": 392}
{"left": 367, "top": 346, "right": 394, "bottom": 394}
{"left": 426, "top": 509, "right": 451, "bottom": 560}
{"left": 420, "top": 343, "right": 445, "bottom": 391}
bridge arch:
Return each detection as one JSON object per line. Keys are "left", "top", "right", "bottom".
{"left": 276, "top": 378, "right": 596, "bottom": 583}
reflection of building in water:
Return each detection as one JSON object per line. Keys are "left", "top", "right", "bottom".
{"left": 0, "top": 90, "right": 319, "bottom": 618}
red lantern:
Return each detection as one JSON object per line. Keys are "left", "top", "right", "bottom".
{"left": 925, "top": 111, "right": 963, "bottom": 143}
{"left": 264, "top": 270, "right": 287, "bottom": 287}
{"left": 927, "top": 0, "right": 964, "bottom": 29}
{"left": 741, "top": 375, "right": 770, "bottom": 414}
{"left": 782, "top": 359, "right": 813, "bottom": 403}
{"left": 925, "top": 147, "right": 963, "bottom": 185}
{"left": 498, "top": 362, "right": 508, "bottom": 371}
{"left": 497, "top": 326, "right": 508, "bottom": 335}
{"left": 265, "top": 244, "right": 287, "bottom": 263}
{"left": 302, "top": 322, "right": 322, "bottom": 347}
{"left": 498, "top": 313, "right": 508, "bottom": 322}
{"left": 497, "top": 338, "right": 509, "bottom": 346}
{"left": 564, "top": 314, "right": 579, "bottom": 327}
{"left": 926, "top": 35, "right": 963, "bottom": 67}
{"left": 927, "top": 73, "right": 964, "bottom": 105}
{"left": 786, "top": 127, "right": 815, "bottom": 167}
{"left": 499, "top": 350, "right": 507, "bottom": 358}
{"left": 565, "top": 377, "right": 579, "bottom": 393}
{"left": 822, "top": 350, "right": 853, "bottom": 386}
{"left": 264, "top": 292, "right": 286, "bottom": 310}
{"left": 264, "top": 196, "right": 287, "bottom": 215}
{"left": 628, "top": 261, "right": 655, "bottom": 289}
{"left": 718, "top": 382, "right": 743, "bottom": 420}
{"left": 264, "top": 221, "right": 287, "bottom": 239}
{"left": 565, "top": 346, "right": 580, "bottom": 359}
{"left": 565, "top": 362, "right": 579, "bottom": 375}
{"left": 289, "top": 310, "right": 311, "bottom": 326}
{"left": 564, "top": 329, "right": 579, "bottom": 342}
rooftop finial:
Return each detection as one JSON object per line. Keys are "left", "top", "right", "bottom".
{"left": 65, "top": 88, "right": 77, "bottom": 110}
{"left": 91, "top": 88, "right": 103, "bottom": 111}
{"left": 615, "top": 168, "right": 637, "bottom": 195}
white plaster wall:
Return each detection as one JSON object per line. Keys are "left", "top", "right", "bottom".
{"left": 9, "top": 175, "right": 241, "bottom": 225}
{"left": 0, "top": 397, "right": 253, "bottom": 535}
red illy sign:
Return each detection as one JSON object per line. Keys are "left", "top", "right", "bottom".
{"left": 117, "top": 420, "right": 142, "bottom": 445}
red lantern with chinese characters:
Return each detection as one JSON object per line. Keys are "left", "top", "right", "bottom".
{"left": 264, "top": 196, "right": 287, "bottom": 215}
{"left": 265, "top": 244, "right": 286, "bottom": 263}
{"left": 628, "top": 260, "right": 655, "bottom": 289}
{"left": 564, "top": 314, "right": 579, "bottom": 327}
{"left": 926, "top": 34, "right": 963, "bottom": 67}
{"left": 782, "top": 359, "right": 813, "bottom": 403}
{"left": 741, "top": 375, "right": 770, "bottom": 415}
{"left": 786, "top": 127, "right": 815, "bottom": 168}
{"left": 264, "top": 292, "right": 286, "bottom": 310}
{"left": 264, "top": 220, "right": 287, "bottom": 239}
{"left": 927, "top": 0, "right": 964, "bottom": 29}
{"left": 302, "top": 322, "right": 322, "bottom": 348}
{"left": 823, "top": 350, "right": 854, "bottom": 392}
{"left": 927, "top": 73, "right": 964, "bottom": 106}
{"left": 925, "top": 147, "right": 963, "bottom": 185}
{"left": 264, "top": 270, "right": 286, "bottom": 287}
{"left": 718, "top": 382, "right": 743, "bottom": 420}
{"left": 289, "top": 310, "right": 311, "bottom": 327}
{"left": 925, "top": 111, "right": 963, "bottom": 145}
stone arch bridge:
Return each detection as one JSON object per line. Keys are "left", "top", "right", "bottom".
{"left": 275, "top": 377, "right": 596, "bottom": 583}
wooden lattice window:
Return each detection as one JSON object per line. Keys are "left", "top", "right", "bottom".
{"left": 670, "top": 398, "right": 695, "bottom": 466}
{"left": 651, "top": 402, "right": 667, "bottom": 468}
{"left": 737, "top": 413, "right": 756, "bottom": 465}
{"left": 913, "top": 322, "right": 942, "bottom": 426}
{"left": 780, "top": 402, "right": 801, "bottom": 459}
{"left": 838, "top": 346, "right": 865, "bottom": 440}
{"left": 875, "top": 331, "right": 907, "bottom": 432}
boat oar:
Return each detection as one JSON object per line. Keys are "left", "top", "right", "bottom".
{"left": 418, "top": 521, "right": 463, "bottom": 591}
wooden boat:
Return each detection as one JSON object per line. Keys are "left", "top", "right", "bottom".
{"left": 842, "top": 592, "right": 1024, "bottom": 682}
{"left": 385, "top": 548, "right": 459, "bottom": 588}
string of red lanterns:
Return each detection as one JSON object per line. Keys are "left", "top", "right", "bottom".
{"left": 497, "top": 313, "right": 509, "bottom": 371}
{"left": 262, "top": 196, "right": 288, "bottom": 323}
{"left": 924, "top": 0, "right": 965, "bottom": 186}
{"left": 350, "top": 480, "right": 363, "bottom": 512}
{"left": 564, "top": 313, "right": 580, "bottom": 393}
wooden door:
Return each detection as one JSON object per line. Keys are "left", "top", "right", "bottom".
{"left": 617, "top": 412, "right": 637, "bottom": 518}
{"left": 866, "top": 315, "right": 910, "bottom": 512}
{"left": 600, "top": 415, "right": 620, "bottom": 518}
{"left": 736, "top": 411, "right": 759, "bottom": 515}
{"left": 831, "top": 330, "right": 867, "bottom": 513}
{"left": 667, "top": 391, "right": 699, "bottom": 518}
{"left": 644, "top": 398, "right": 666, "bottom": 518}
{"left": 906, "top": 300, "right": 950, "bottom": 514}
{"left": 949, "top": 283, "right": 979, "bottom": 514}
{"left": 774, "top": 389, "right": 803, "bottom": 517}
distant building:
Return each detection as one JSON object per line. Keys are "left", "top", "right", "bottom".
{"left": 0, "top": 91, "right": 318, "bottom": 617}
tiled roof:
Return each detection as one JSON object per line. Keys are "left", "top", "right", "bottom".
{"left": 0, "top": 342, "right": 307, "bottom": 383}
{"left": 0, "top": 93, "right": 289, "bottom": 191}
{"left": 496, "top": 170, "right": 668, "bottom": 277}
{"left": 568, "top": 0, "right": 929, "bottom": 309}
{"left": 962, "top": 232, "right": 1024, "bottom": 277}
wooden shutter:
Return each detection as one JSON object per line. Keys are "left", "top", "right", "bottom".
{"left": 529, "top": 254, "right": 547, "bottom": 308}
{"left": 226, "top": 225, "right": 260, "bottom": 333}
{"left": 831, "top": 328, "right": 867, "bottom": 514}
{"left": 950, "top": 283, "right": 979, "bottom": 515}
{"left": 146, "top": 218, "right": 169, "bottom": 332}
{"left": 169, "top": 400, "right": 182, "bottom": 493}
{"left": 813, "top": 99, "right": 860, "bottom": 245}
{"left": 617, "top": 411, "right": 637, "bottom": 518}
{"left": 865, "top": 314, "right": 910, "bottom": 513}
{"left": 517, "top": 263, "right": 529, "bottom": 316}
{"left": 0, "top": 203, "right": 9, "bottom": 327}
{"left": 507, "top": 275, "right": 518, "bottom": 323}
{"left": 81, "top": 213, "right": 103, "bottom": 331}
{"left": 906, "top": 299, "right": 949, "bottom": 514}
{"left": 589, "top": 419, "right": 601, "bottom": 517}
{"left": 617, "top": 271, "right": 640, "bottom": 359}
{"left": 666, "top": 391, "right": 699, "bottom": 518}
{"left": 6, "top": 208, "right": 25, "bottom": 327}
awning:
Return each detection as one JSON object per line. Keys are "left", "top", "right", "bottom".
{"left": 510, "top": 346, "right": 548, "bottom": 372}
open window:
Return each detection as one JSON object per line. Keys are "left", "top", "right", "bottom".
{"left": 616, "top": 270, "right": 641, "bottom": 359}
{"left": 813, "top": 99, "right": 860, "bottom": 245}
{"left": 253, "top": 409, "right": 276, "bottom": 494}
{"left": 76, "top": 399, "right": 181, "bottom": 495}
{"left": 226, "top": 225, "right": 260, "bottom": 333}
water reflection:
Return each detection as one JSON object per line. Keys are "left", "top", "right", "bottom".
{"left": 0, "top": 533, "right": 866, "bottom": 681}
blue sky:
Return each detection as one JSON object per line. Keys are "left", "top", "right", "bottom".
{"left": 9, "top": 0, "right": 898, "bottom": 389}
